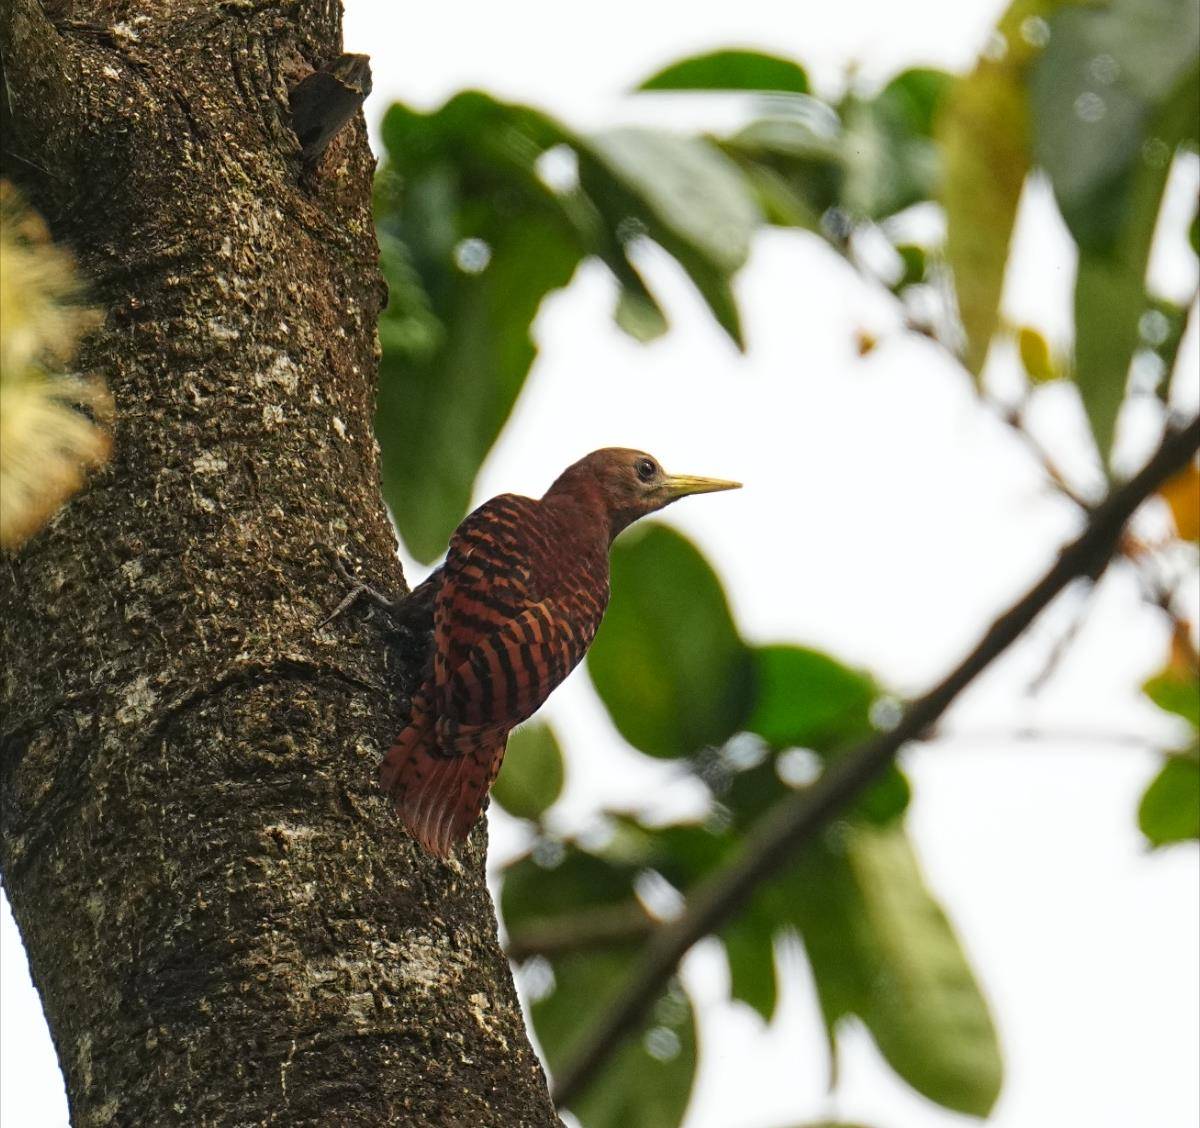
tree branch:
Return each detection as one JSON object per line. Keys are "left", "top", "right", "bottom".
{"left": 552, "top": 413, "right": 1200, "bottom": 1110}
{"left": 506, "top": 899, "right": 654, "bottom": 963}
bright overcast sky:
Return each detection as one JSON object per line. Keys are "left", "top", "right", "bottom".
{"left": 3, "top": 2, "right": 1198, "bottom": 1126}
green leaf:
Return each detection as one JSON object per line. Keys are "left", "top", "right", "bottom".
{"left": 893, "top": 243, "right": 928, "bottom": 290}
{"left": 579, "top": 128, "right": 760, "bottom": 346}
{"left": 1073, "top": 200, "right": 1167, "bottom": 458}
{"left": 875, "top": 67, "right": 955, "bottom": 141}
{"left": 1031, "top": 0, "right": 1199, "bottom": 252}
{"left": 588, "top": 524, "right": 755, "bottom": 758}
{"left": 614, "top": 284, "right": 670, "bottom": 343}
{"left": 1139, "top": 750, "right": 1200, "bottom": 846}
{"left": 503, "top": 847, "right": 637, "bottom": 929}
{"left": 491, "top": 723, "right": 565, "bottom": 821}
{"left": 718, "top": 95, "right": 843, "bottom": 232}
{"left": 377, "top": 212, "right": 582, "bottom": 560}
{"left": 857, "top": 764, "right": 913, "bottom": 826}
{"left": 848, "top": 826, "right": 1003, "bottom": 1115}
{"left": 1030, "top": 0, "right": 1199, "bottom": 456}
{"left": 375, "top": 93, "right": 586, "bottom": 561}
{"left": 785, "top": 828, "right": 1002, "bottom": 1116}
{"left": 501, "top": 846, "right": 697, "bottom": 1128}
{"left": 548, "top": 965, "right": 698, "bottom": 1128}
{"left": 839, "top": 69, "right": 953, "bottom": 221}
{"left": 722, "top": 910, "right": 778, "bottom": 1022}
{"left": 638, "top": 49, "right": 810, "bottom": 95}
{"left": 1144, "top": 668, "right": 1200, "bottom": 728}
{"left": 778, "top": 843, "right": 867, "bottom": 1050}
{"left": 939, "top": 0, "right": 1044, "bottom": 376}
{"left": 634, "top": 819, "right": 735, "bottom": 886}
{"left": 748, "top": 645, "right": 878, "bottom": 751}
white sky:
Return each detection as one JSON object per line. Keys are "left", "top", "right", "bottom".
{"left": 3, "top": 2, "right": 1198, "bottom": 1126}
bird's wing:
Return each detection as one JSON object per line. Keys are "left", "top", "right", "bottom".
{"left": 437, "top": 593, "right": 605, "bottom": 731}
{"left": 432, "top": 493, "right": 541, "bottom": 692}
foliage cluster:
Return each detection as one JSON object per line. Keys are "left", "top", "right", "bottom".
{"left": 369, "top": 1, "right": 1198, "bottom": 1123}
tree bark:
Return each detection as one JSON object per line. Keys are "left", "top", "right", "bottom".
{"left": 0, "top": 3, "right": 558, "bottom": 1124}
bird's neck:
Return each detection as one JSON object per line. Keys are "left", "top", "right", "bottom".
{"left": 542, "top": 473, "right": 620, "bottom": 545}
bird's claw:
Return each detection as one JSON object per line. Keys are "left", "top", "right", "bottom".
{"left": 316, "top": 552, "right": 406, "bottom": 630}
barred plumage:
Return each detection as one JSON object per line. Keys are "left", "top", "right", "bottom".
{"left": 381, "top": 448, "right": 739, "bottom": 857}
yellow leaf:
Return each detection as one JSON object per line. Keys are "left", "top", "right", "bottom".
{"left": 1160, "top": 462, "right": 1200, "bottom": 542}
{"left": 1017, "top": 326, "right": 1057, "bottom": 383}
{"left": 941, "top": 66, "right": 1027, "bottom": 378}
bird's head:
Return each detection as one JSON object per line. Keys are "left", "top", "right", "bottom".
{"left": 546, "top": 447, "right": 741, "bottom": 539}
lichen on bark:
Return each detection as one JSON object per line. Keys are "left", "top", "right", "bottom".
{"left": 0, "top": 2, "right": 558, "bottom": 1124}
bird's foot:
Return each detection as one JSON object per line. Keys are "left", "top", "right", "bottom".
{"left": 316, "top": 553, "right": 408, "bottom": 630}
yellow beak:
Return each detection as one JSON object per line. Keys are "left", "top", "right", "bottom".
{"left": 663, "top": 474, "right": 743, "bottom": 499}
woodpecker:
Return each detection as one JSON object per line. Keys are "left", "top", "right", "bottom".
{"left": 381, "top": 448, "right": 740, "bottom": 857}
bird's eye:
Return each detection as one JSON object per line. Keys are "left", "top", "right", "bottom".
{"left": 635, "top": 457, "right": 658, "bottom": 482}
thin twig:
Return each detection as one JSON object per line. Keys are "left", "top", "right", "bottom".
{"left": 994, "top": 399, "right": 1096, "bottom": 511}
{"left": 1023, "top": 582, "right": 1098, "bottom": 696}
{"left": 551, "top": 414, "right": 1200, "bottom": 1110}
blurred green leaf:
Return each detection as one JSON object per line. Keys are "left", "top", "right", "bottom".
{"left": 840, "top": 69, "right": 953, "bottom": 221}
{"left": 579, "top": 128, "right": 760, "bottom": 346}
{"left": 1071, "top": 156, "right": 1176, "bottom": 458}
{"left": 614, "top": 282, "right": 670, "bottom": 342}
{"left": 784, "top": 828, "right": 1001, "bottom": 1116}
{"left": 492, "top": 723, "right": 565, "bottom": 821}
{"left": 893, "top": 243, "right": 928, "bottom": 290}
{"left": 722, "top": 909, "right": 779, "bottom": 1022}
{"left": 1139, "top": 750, "right": 1200, "bottom": 846}
{"left": 377, "top": 214, "right": 581, "bottom": 560}
{"left": 554, "top": 967, "right": 698, "bottom": 1128}
{"left": 727, "top": 642, "right": 909, "bottom": 824}
{"left": 748, "top": 645, "right": 878, "bottom": 750}
{"left": 939, "top": 0, "right": 1047, "bottom": 376}
{"left": 502, "top": 846, "right": 697, "bottom": 1128}
{"left": 588, "top": 524, "right": 755, "bottom": 758}
{"left": 848, "top": 826, "right": 1003, "bottom": 1115}
{"left": 857, "top": 764, "right": 913, "bottom": 826}
{"left": 723, "top": 753, "right": 794, "bottom": 824}
{"left": 638, "top": 819, "right": 735, "bottom": 885}
{"left": 639, "top": 49, "right": 810, "bottom": 94}
{"left": 375, "top": 93, "right": 585, "bottom": 560}
{"left": 503, "top": 846, "right": 637, "bottom": 929}
{"left": 374, "top": 92, "right": 763, "bottom": 555}
{"left": 779, "top": 842, "right": 866, "bottom": 1053}
{"left": 1031, "top": 0, "right": 1199, "bottom": 457}
{"left": 721, "top": 98, "right": 843, "bottom": 230}
{"left": 1144, "top": 667, "right": 1200, "bottom": 728}
{"left": 1031, "top": 0, "right": 1198, "bottom": 252}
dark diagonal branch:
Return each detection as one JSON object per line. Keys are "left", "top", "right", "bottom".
{"left": 552, "top": 413, "right": 1200, "bottom": 1110}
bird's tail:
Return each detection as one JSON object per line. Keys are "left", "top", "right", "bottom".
{"left": 380, "top": 695, "right": 506, "bottom": 858}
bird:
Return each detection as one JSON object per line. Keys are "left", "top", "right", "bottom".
{"left": 381, "top": 447, "right": 740, "bottom": 857}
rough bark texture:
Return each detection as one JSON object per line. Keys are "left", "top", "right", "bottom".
{"left": 0, "top": 3, "right": 558, "bottom": 1124}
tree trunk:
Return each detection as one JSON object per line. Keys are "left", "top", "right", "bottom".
{"left": 0, "top": 3, "right": 557, "bottom": 1124}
